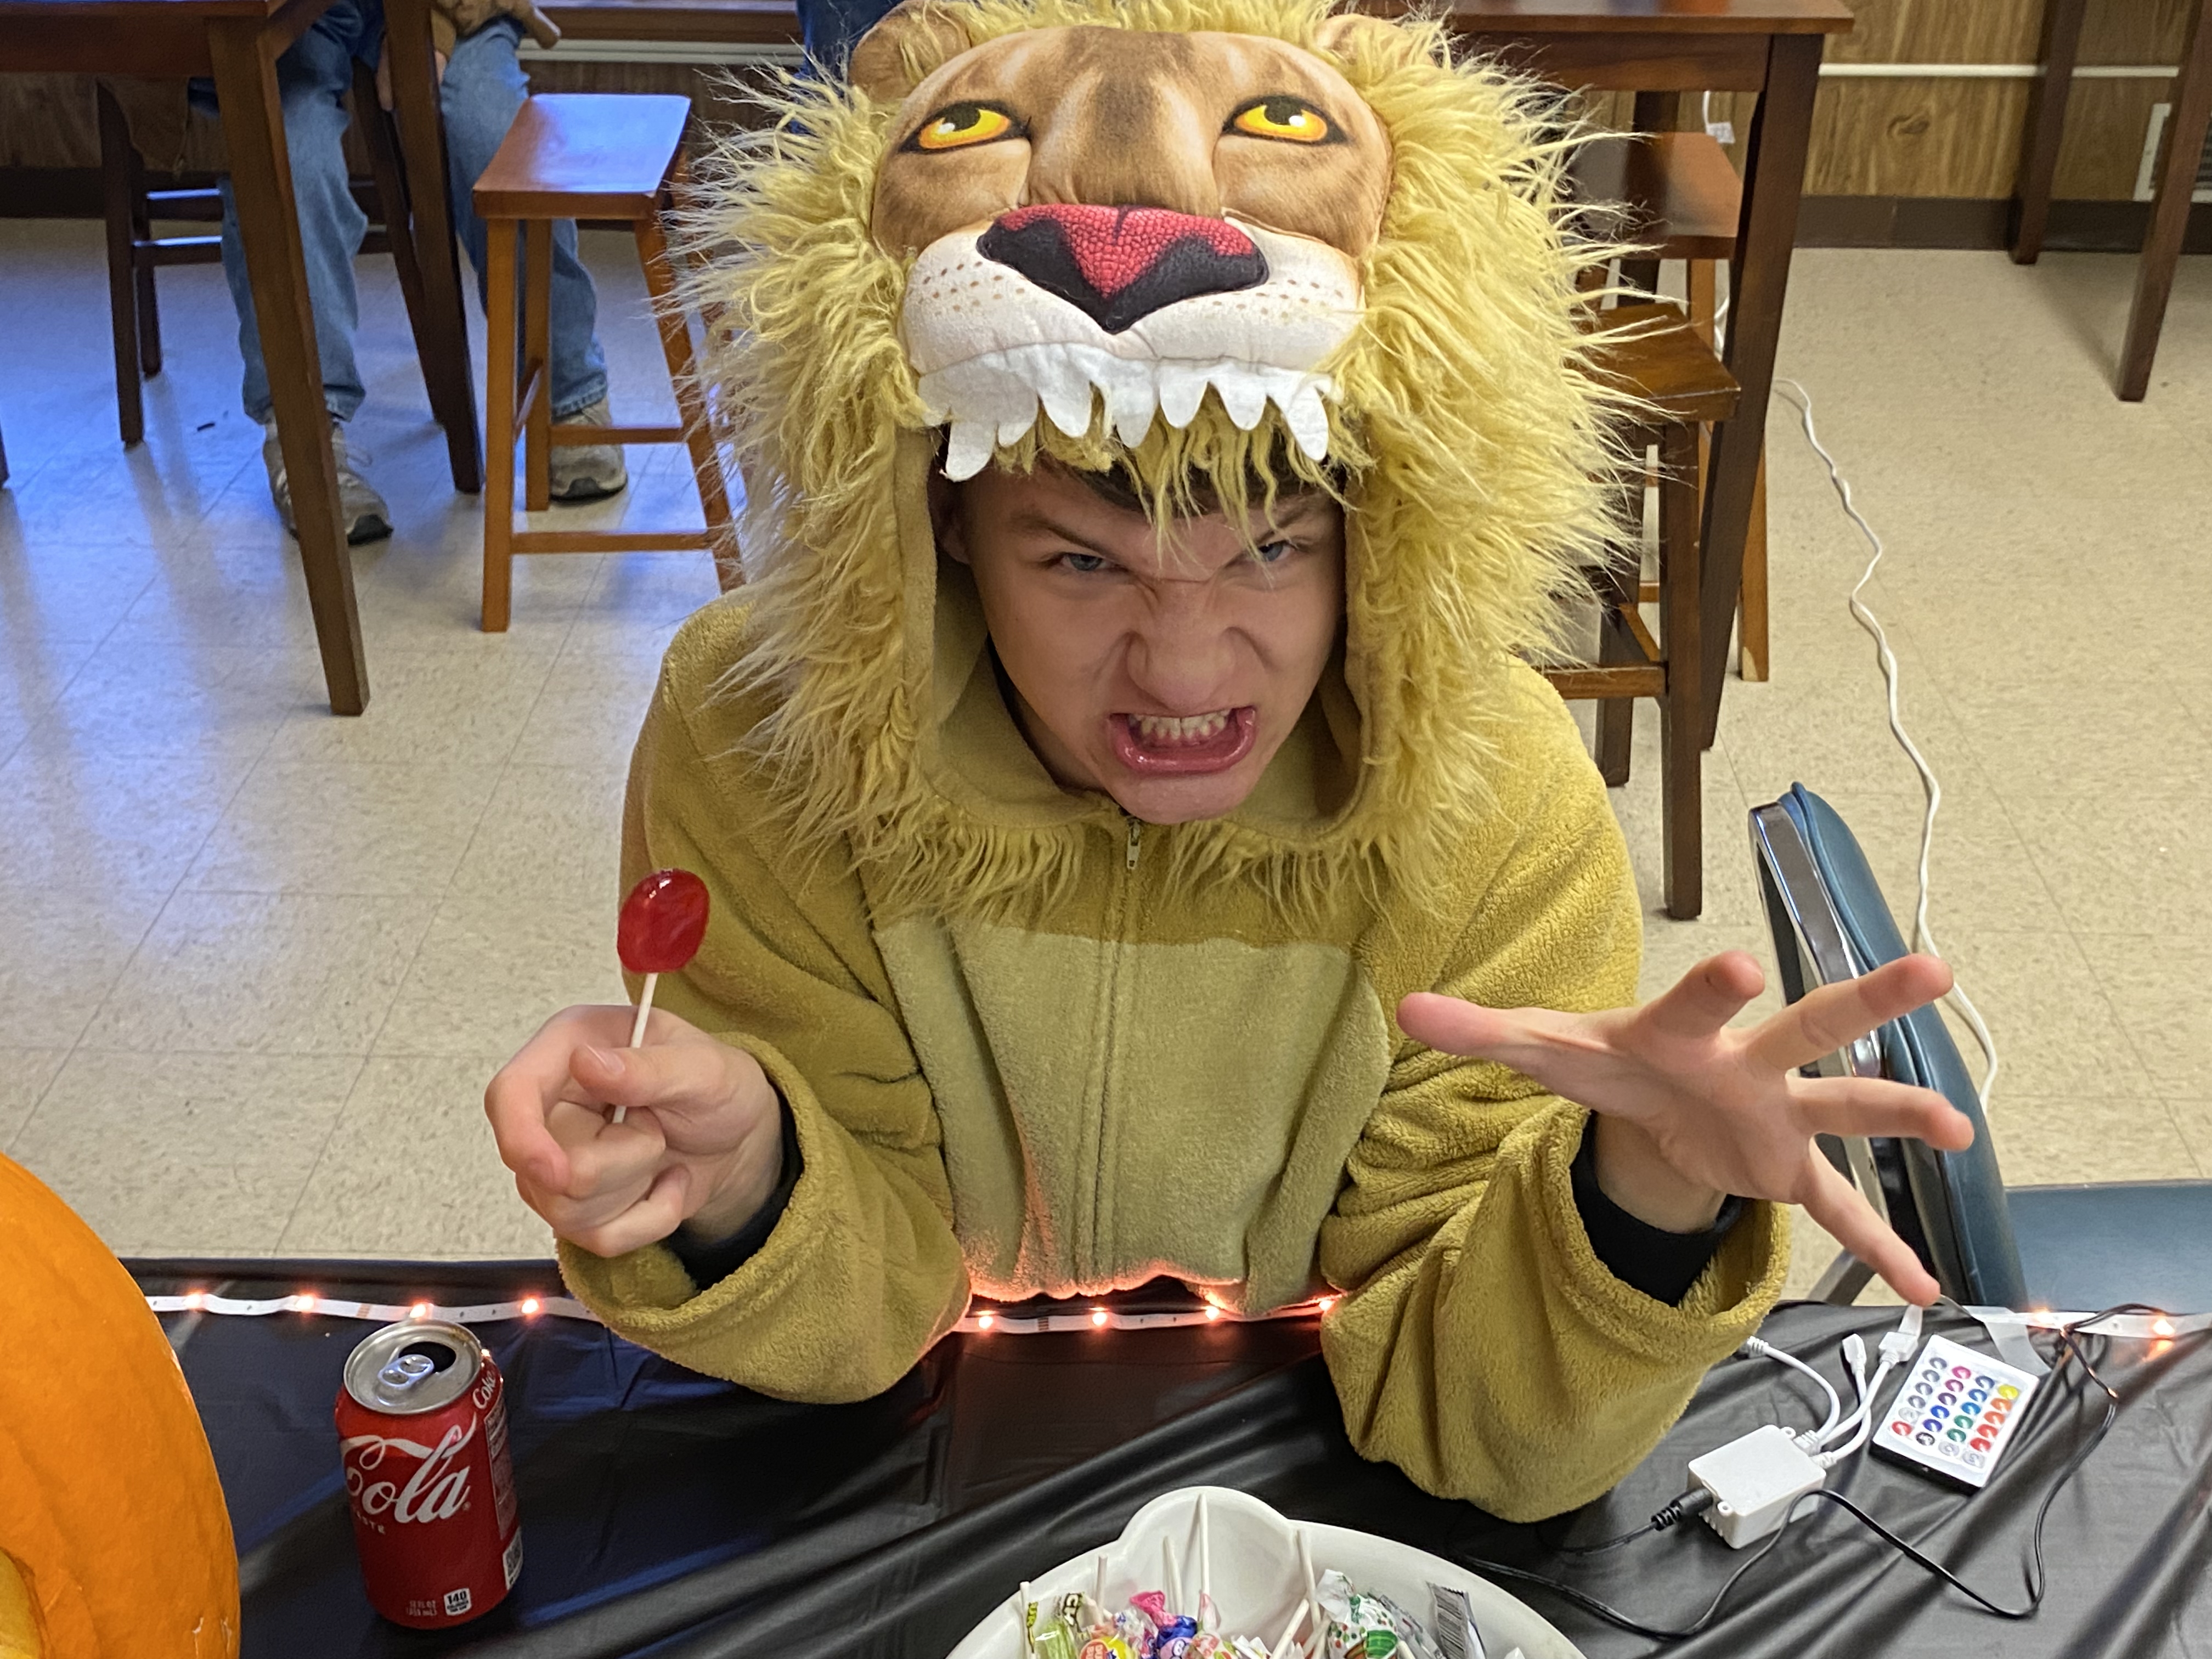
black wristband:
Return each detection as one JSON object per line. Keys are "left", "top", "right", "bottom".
{"left": 662, "top": 1099, "right": 802, "bottom": 1291}
{"left": 1570, "top": 1115, "right": 1745, "bottom": 1306}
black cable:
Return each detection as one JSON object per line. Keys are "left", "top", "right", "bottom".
{"left": 1464, "top": 1304, "right": 2171, "bottom": 1640}
{"left": 1457, "top": 1517, "right": 1792, "bottom": 1641}
{"left": 1543, "top": 1488, "right": 1714, "bottom": 1556}
{"left": 1798, "top": 1302, "right": 2141, "bottom": 1618}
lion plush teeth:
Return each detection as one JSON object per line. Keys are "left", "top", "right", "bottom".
{"left": 903, "top": 218, "right": 1359, "bottom": 481}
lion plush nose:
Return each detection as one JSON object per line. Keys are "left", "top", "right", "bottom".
{"left": 978, "top": 204, "right": 1268, "bottom": 334}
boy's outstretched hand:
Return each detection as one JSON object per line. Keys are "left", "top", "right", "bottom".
{"left": 1397, "top": 951, "right": 1975, "bottom": 1306}
{"left": 485, "top": 1006, "right": 785, "bottom": 1259}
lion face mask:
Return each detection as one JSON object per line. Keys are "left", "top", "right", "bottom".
{"left": 861, "top": 20, "right": 1392, "bottom": 478}
{"left": 692, "top": 0, "right": 1617, "bottom": 919}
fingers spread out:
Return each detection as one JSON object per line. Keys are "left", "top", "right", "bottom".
{"left": 1637, "top": 952, "right": 1765, "bottom": 1044}
{"left": 1748, "top": 953, "right": 1954, "bottom": 1075}
{"left": 1792, "top": 1074, "right": 1977, "bottom": 1152}
{"left": 1800, "top": 1152, "right": 1940, "bottom": 1307}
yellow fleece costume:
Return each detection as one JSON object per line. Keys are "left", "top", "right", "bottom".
{"left": 556, "top": 0, "right": 1788, "bottom": 1522}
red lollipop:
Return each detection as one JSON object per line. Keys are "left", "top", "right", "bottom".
{"left": 610, "top": 868, "right": 709, "bottom": 1122}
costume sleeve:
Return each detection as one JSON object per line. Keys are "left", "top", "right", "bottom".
{"left": 555, "top": 666, "right": 970, "bottom": 1401}
{"left": 1317, "top": 744, "right": 1789, "bottom": 1523}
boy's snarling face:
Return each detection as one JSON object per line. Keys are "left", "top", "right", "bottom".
{"left": 941, "top": 462, "right": 1343, "bottom": 825}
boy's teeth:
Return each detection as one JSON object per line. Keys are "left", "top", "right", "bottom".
{"left": 1133, "top": 711, "right": 1231, "bottom": 745}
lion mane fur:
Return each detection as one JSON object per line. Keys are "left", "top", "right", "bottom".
{"left": 683, "top": 0, "right": 1622, "bottom": 922}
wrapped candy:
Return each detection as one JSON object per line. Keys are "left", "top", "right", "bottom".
{"left": 1025, "top": 1599, "right": 1081, "bottom": 1659}
{"left": 1152, "top": 1614, "right": 1200, "bottom": 1658}
{"left": 1078, "top": 1634, "right": 1137, "bottom": 1659}
{"left": 1316, "top": 1570, "right": 1403, "bottom": 1659}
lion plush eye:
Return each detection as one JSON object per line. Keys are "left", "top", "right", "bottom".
{"left": 908, "top": 102, "right": 1022, "bottom": 153}
{"left": 1226, "top": 96, "right": 1335, "bottom": 144}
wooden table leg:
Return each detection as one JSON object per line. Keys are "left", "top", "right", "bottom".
{"left": 383, "top": 0, "right": 483, "bottom": 493}
{"left": 97, "top": 81, "right": 145, "bottom": 448}
{"left": 1660, "top": 419, "right": 1703, "bottom": 921}
{"left": 208, "top": 18, "right": 367, "bottom": 715}
{"left": 2119, "top": 0, "right": 2212, "bottom": 401}
{"left": 2011, "top": 0, "right": 2086, "bottom": 264}
{"left": 483, "top": 217, "right": 517, "bottom": 633}
{"left": 1697, "top": 31, "right": 1822, "bottom": 748}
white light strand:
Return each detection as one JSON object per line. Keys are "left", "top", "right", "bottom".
{"left": 145, "top": 1291, "right": 592, "bottom": 1324}
{"left": 1773, "top": 377, "right": 2003, "bottom": 1114}
{"left": 142, "top": 1290, "right": 1343, "bottom": 1334}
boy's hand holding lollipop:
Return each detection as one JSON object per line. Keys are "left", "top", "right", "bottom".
{"left": 484, "top": 871, "right": 786, "bottom": 1259}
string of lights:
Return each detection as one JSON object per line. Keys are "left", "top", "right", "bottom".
{"left": 140, "top": 1289, "right": 2202, "bottom": 1342}
{"left": 140, "top": 1287, "right": 1344, "bottom": 1333}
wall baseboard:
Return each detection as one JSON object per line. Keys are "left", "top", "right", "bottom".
{"left": 1798, "top": 195, "right": 2212, "bottom": 253}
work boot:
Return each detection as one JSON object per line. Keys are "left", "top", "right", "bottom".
{"left": 261, "top": 421, "right": 392, "bottom": 545}
{"left": 548, "top": 396, "right": 630, "bottom": 504}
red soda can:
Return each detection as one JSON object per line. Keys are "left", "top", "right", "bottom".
{"left": 336, "top": 1320, "right": 522, "bottom": 1628}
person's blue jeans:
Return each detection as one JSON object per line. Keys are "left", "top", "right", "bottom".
{"left": 202, "top": 0, "right": 608, "bottom": 425}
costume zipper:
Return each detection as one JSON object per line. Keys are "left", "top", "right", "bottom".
{"left": 1125, "top": 817, "right": 1142, "bottom": 870}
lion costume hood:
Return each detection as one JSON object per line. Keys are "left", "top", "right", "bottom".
{"left": 692, "top": 0, "right": 1615, "bottom": 918}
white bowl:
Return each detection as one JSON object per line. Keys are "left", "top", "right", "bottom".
{"left": 945, "top": 1485, "right": 1585, "bottom": 1659}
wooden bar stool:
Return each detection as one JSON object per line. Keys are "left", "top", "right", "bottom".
{"left": 1546, "top": 301, "right": 1739, "bottom": 920}
{"left": 1572, "top": 127, "right": 1771, "bottom": 683}
{"left": 471, "top": 93, "right": 736, "bottom": 632}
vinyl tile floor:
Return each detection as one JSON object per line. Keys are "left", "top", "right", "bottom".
{"left": 1, "top": 219, "right": 2207, "bottom": 1305}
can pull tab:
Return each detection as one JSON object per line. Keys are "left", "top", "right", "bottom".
{"left": 378, "top": 1352, "right": 438, "bottom": 1390}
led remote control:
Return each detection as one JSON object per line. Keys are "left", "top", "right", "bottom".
{"left": 1872, "top": 1333, "right": 2040, "bottom": 1489}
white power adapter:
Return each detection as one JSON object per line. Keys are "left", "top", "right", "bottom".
{"left": 1685, "top": 1425, "right": 1827, "bottom": 1548}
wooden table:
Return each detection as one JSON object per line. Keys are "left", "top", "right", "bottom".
{"left": 1447, "top": 0, "right": 1852, "bottom": 746}
{"left": 532, "top": 0, "right": 1849, "bottom": 746}
{"left": 0, "top": 0, "right": 484, "bottom": 715}
{"left": 2011, "top": 0, "right": 2212, "bottom": 402}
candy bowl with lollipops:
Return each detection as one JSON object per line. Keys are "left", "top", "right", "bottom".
{"left": 950, "top": 1487, "right": 1582, "bottom": 1659}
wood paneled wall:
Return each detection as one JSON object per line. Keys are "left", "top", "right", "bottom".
{"left": 1728, "top": 0, "right": 2201, "bottom": 200}
{"left": 0, "top": 1, "right": 2198, "bottom": 204}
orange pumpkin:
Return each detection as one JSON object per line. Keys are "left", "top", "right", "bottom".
{"left": 0, "top": 1154, "right": 238, "bottom": 1658}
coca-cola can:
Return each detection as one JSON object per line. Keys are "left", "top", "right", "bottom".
{"left": 336, "top": 1320, "right": 522, "bottom": 1628}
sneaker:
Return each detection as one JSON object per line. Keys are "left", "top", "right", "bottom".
{"left": 261, "top": 421, "right": 392, "bottom": 544}
{"left": 548, "top": 396, "right": 630, "bottom": 504}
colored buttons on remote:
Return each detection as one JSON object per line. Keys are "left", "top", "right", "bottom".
{"left": 1875, "top": 1333, "right": 2041, "bottom": 1491}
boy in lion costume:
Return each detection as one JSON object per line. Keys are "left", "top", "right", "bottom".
{"left": 486, "top": 0, "right": 1970, "bottom": 1521}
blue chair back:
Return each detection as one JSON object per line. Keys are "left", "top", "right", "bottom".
{"left": 1751, "top": 785, "right": 2028, "bottom": 1307}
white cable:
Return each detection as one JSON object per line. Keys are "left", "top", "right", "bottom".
{"left": 1770, "top": 378, "right": 2002, "bottom": 1111}
{"left": 1741, "top": 1335, "right": 1842, "bottom": 1444}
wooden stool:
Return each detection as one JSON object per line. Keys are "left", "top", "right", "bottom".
{"left": 471, "top": 93, "right": 736, "bottom": 632}
{"left": 1547, "top": 301, "right": 1739, "bottom": 921}
{"left": 1572, "top": 128, "right": 1771, "bottom": 683}
{"left": 95, "top": 68, "right": 467, "bottom": 461}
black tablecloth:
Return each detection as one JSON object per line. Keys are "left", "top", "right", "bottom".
{"left": 134, "top": 1260, "right": 2212, "bottom": 1658}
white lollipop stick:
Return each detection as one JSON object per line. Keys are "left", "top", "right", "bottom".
{"left": 1297, "top": 1531, "right": 1321, "bottom": 1648}
{"left": 1093, "top": 1554, "right": 1107, "bottom": 1620}
{"left": 610, "top": 971, "right": 658, "bottom": 1126}
{"left": 1268, "top": 1599, "right": 1308, "bottom": 1658}
{"left": 1017, "top": 1581, "right": 1034, "bottom": 1651}
{"left": 1200, "top": 1492, "right": 1212, "bottom": 1604}
{"left": 1164, "top": 1534, "right": 1183, "bottom": 1612}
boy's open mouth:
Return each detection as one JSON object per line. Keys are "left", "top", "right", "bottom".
{"left": 1109, "top": 707, "right": 1257, "bottom": 776}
